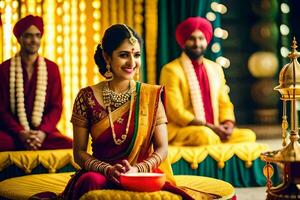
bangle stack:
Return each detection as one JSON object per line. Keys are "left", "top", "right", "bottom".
{"left": 84, "top": 158, "right": 111, "bottom": 176}
{"left": 135, "top": 152, "right": 162, "bottom": 172}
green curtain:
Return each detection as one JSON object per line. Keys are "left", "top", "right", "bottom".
{"left": 157, "top": 0, "right": 222, "bottom": 82}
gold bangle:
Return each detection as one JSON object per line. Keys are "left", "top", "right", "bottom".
{"left": 84, "top": 158, "right": 111, "bottom": 175}
{"left": 135, "top": 162, "right": 149, "bottom": 172}
{"left": 136, "top": 152, "right": 163, "bottom": 173}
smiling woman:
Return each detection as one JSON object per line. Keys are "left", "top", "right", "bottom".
{"left": 104, "top": 35, "right": 141, "bottom": 82}
{"left": 55, "top": 24, "right": 194, "bottom": 200}
{"left": 94, "top": 24, "right": 142, "bottom": 84}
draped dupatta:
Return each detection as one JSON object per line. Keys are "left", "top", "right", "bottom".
{"left": 89, "top": 82, "right": 175, "bottom": 184}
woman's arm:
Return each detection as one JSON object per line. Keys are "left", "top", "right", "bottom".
{"left": 72, "top": 125, "right": 91, "bottom": 168}
{"left": 73, "top": 125, "right": 111, "bottom": 175}
{"left": 123, "top": 95, "right": 169, "bottom": 173}
{"left": 133, "top": 94, "right": 169, "bottom": 172}
{"left": 152, "top": 93, "right": 169, "bottom": 162}
{"left": 152, "top": 123, "right": 168, "bottom": 162}
{"left": 133, "top": 123, "right": 168, "bottom": 173}
{"left": 73, "top": 125, "right": 125, "bottom": 183}
{"left": 123, "top": 123, "right": 168, "bottom": 173}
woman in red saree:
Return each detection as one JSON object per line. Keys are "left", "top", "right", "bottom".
{"left": 61, "top": 24, "right": 193, "bottom": 200}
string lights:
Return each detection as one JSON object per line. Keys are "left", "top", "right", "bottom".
{"left": 79, "top": 0, "right": 87, "bottom": 88}
{"left": 92, "top": 0, "right": 101, "bottom": 84}
{"left": 209, "top": 1, "right": 230, "bottom": 68}
{"left": 2, "top": 1, "right": 15, "bottom": 60}
{"left": 145, "top": 0, "right": 158, "bottom": 84}
{"left": 62, "top": 0, "right": 72, "bottom": 136}
{"left": 279, "top": 2, "right": 290, "bottom": 60}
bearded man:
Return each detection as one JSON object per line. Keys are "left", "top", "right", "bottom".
{"left": 160, "top": 17, "right": 256, "bottom": 146}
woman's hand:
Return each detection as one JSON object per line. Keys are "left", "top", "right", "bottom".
{"left": 122, "top": 160, "right": 138, "bottom": 173}
{"left": 106, "top": 163, "right": 126, "bottom": 184}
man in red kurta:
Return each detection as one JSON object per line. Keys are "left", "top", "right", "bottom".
{"left": 0, "top": 15, "right": 72, "bottom": 151}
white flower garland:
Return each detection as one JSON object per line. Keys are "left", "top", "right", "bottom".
{"left": 10, "top": 53, "right": 48, "bottom": 131}
{"left": 180, "top": 53, "right": 206, "bottom": 122}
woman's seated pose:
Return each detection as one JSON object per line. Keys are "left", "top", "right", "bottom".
{"left": 61, "top": 24, "right": 193, "bottom": 200}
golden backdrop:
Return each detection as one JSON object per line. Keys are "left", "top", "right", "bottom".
{"left": 0, "top": 0, "right": 158, "bottom": 137}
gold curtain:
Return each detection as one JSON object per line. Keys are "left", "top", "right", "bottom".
{"left": 0, "top": 0, "right": 158, "bottom": 137}
{"left": 145, "top": 0, "right": 157, "bottom": 84}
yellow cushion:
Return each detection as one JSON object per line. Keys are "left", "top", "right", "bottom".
{"left": 169, "top": 142, "right": 268, "bottom": 169}
{"left": 175, "top": 175, "right": 235, "bottom": 199}
{"left": 80, "top": 176, "right": 235, "bottom": 200}
{"left": 0, "top": 172, "right": 72, "bottom": 200}
{"left": 80, "top": 190, "right": 182, "bottom": 200}
{"left": 0, "top": 142, "right": 267, "bottom": 174}
{"left": 0, "top": 149, "right": 78, "bottom": 173}
{"left": 0, "top": 173, "right": 235, "bottom": 200}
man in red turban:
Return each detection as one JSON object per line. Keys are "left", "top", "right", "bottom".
{"left": 160, "top": 17, "right": 256, "bottom": 146}
{"left": 175, "top": 16, "right": 213, "bottom": 49}
{"left": 13, "top": 15, "right": 44, "bottom": 38}
{"left": 0, "top": 15, "right": 72, "bottom": 151}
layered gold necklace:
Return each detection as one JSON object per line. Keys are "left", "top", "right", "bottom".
{"left": 102, "top": 81, "right": 135, "bottom": 145}
{"left": 102, "top": 82, "right": 131, "bottom": 108}
{"left": 10, "top": 53, "right": 48, "bottom": 131}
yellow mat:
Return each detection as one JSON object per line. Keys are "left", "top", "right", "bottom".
{"left": 0, "top": 173, "right": 234, "bottom": 200}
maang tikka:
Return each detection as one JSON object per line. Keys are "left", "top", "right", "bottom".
{"left": 123, "top": 24, "right": 138, "bottom": 45}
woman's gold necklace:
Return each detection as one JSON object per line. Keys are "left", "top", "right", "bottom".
{"left": 102, "top": 82, "right": 131, "bottom": 108}
{"left": 103, "top": 81, "right": 134, "bottom": 145}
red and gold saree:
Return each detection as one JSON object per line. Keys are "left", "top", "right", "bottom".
{"left": 62, "top": 81, "right": 181, "bottom": 199}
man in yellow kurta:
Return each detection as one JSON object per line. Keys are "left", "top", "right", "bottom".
{"left": 160, "top": 17, "right": 256, "bottom": 146}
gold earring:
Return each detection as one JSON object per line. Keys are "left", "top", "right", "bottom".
{"left": 104, "top": 64, "right": 113, "bottom": 81}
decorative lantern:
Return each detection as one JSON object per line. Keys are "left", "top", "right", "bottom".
{"left": 261, "top": 38, "right": 300, "bottom": 199}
